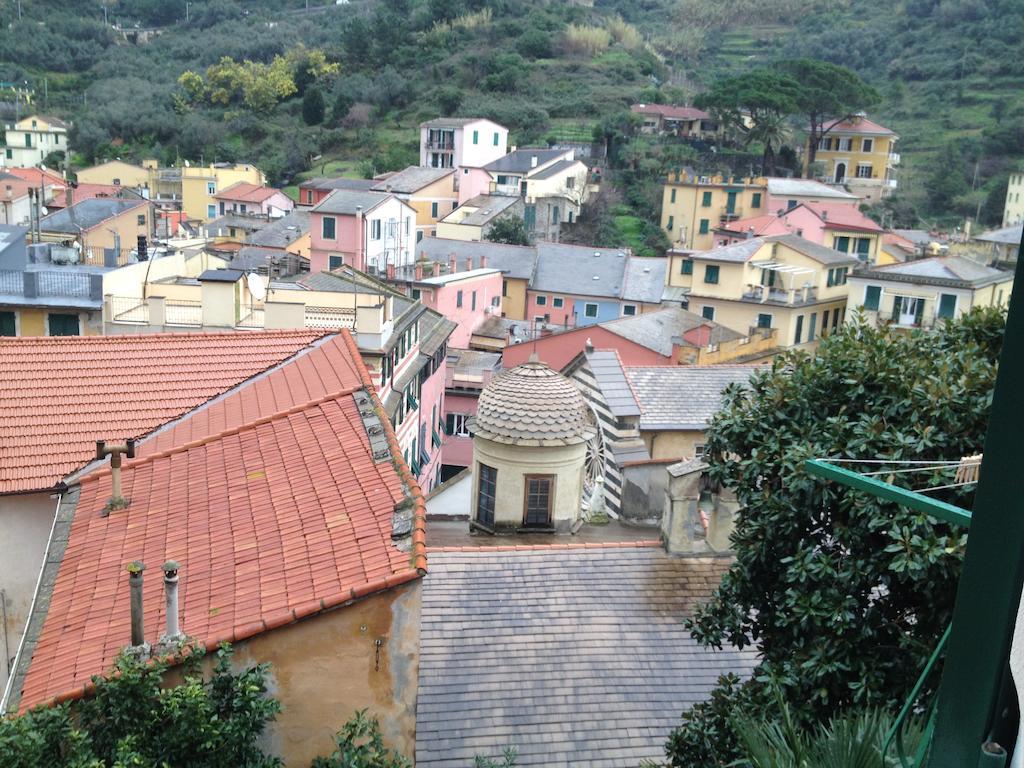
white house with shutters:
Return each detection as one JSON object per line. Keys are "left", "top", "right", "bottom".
{"left": 845, "top": 255, "right": 1014, "bottom": 330}
{"left": 2, "top": 115, "right": 68, "bottom": 167}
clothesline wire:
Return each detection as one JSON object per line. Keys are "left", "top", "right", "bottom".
{"left": 917, "top": 481, "right": 977, "bottom": 494}
{"left": 821, "top": 458, "right": 979, "bottom": 466}
{"left": 861, "top": 464, "right": 966, "bottom": 477}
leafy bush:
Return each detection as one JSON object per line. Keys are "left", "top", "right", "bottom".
{"left": 311, "top": 710, "right": 410, "bottom": 768}
{"left": 564, "top": 25, "right": 612, "bottom": 57}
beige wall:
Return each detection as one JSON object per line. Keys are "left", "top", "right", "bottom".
{"left": 40, "top": 204, "right": 152, "bottom": 264}
{"left": 501, "top": 277, "right": 529, "bottom": 321}
{"left": 0, "top": 492, "right": 59, "bottom": 695}
{"left": 181, "top": 165, "right": 264, "bottom": 221}
{"left": 688, "top": 296, "right": 848, "bottom": 346}
{"left": 406, "top": 175, "right": 458, "bottom": 235}
{"left": 178, "top": 582, "right": 420, "bottom": 766}
{"left": 0, "top": 307, "right": 103, "bottom": 336}
{"left": 76, "top": 161, "right": 150, "bottom": 188}
{"left": 435, "top": 220, "right": 482, "bottom": 242}
{"left": 642, "top": 429, "right": 706, "bottom": 461}
{"left": 471, "top": 438, "right": 586, "bottom": 532}
{"left": 661, "top": 175, "right": 768, "bottom": 250}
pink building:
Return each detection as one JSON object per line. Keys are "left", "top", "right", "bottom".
{"left": 411, "top": 264, "right": 503, "bottom": 348}
{"left": 763, "top": 177, "right": 860, "bottom": 215}
{"left": 214, "top": 182, "right": 294, "bottom": 218}
{"left": 441, "top": 349, "right": 501, "bottom": 473}
{"left": 309, "top": 189, "right": 416, "bottom": 274}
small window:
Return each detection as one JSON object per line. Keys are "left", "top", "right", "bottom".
{"left": 787, "top": 199, "right": 797, "bottom": 210}
{"left": 207, "top": 182, "right": 216, "bottom": 195}
{"left": 471, "top": 291, "right": 477, "bottom": 310}
{"left": 113, "top": 177, "right": 121, "bottom": 185}
{"left": 584, "top": 303, "right": 598, "bottom": 318}
{"left": 137, "top": 214, "right": 146, "bottom": 225}
{"left": 456, "top": 290, "right": 463, "bottom": 308}
{"left": 552, "top": 297, "right": 564, "bottom": 308}
{"left": 756, "top": 313, "right": 772, "bottom": 329}
{"left": 493, "top": 132, "right": 499, "bottom": 146}
{"left": 472, "top": 129, "right": 479, "bottom": 145}
{"left": 536, "top": 295, "right": 547, "bottom": 306}
{"left": 864, "top": 285, "right": 881, "bottom": 311}
{"left": 862, "top": 138, "right": 874, "bottom": 153}
{"left": 207, "top": 204, "right": 216, "bottom": 219}
{"left": 431, "top": 201, "right": 438, "bottom": 218}
{"left": 329, "top": 255, "right": 343, "bottom": 270}
{"left": 701, "top": 306, "right": 715, "bottom": 321}
{"left": 307, "top": 190, "right": 314, "bottom": 204}
{"left": 476, "top": 463, "right": 497, "bottom": 526}
{"left": 666, "top": 215, "right": 674, "bottom": 232}
{"left": 622, "top": 305, "right": 637, "bottom": 316}
{"left": 566, "top": 177, "right": 575, "bottom": 189}
{"left": 523, "top": 475, "right": 554, "bottom": 527}
{"left": 502, "top": 279, "right": 508, "bottom": 297}
{"left": 808, "top": 312, "right": 817, "bottom": 342}
{"left": 4, "top": 149, "right": 10, "bottom": 160}
{"left": 371, "top": 219, "right": 382, "bottom": 240}
{"left": 938, "top": 293, "right": 957, "bottom": 319}
{"left": 834, "top": 236, "right": 850, "bottom": 253}
{"left": 704, "top": 265, "right": 719, "bottom": 284}
{"left": 48, "top": 313, "right": 79, "bottom": 336}
{"left": 670, "top": 188, "right": 677, "bottom": 203}
{"left": 751, "top": 192, "right": 762, "bottom": 208}
{"left": 416, "top": 230, "right": 424, "bottom": 243}
{"left": 856, "top": 164, "right": 873, "bottom": 179}
{"left": 701, "top": 191, "right": 712, "bottom": 207}
{"left": 0, "top": 311, "right": 15, "bottom": 336}
{"left": 794, "top": 315, "right": 804, "bottom": 344}
{"left": 412, "top": 288, "right": 421, "bottom": 300}
{"left": 680, "top": 259, "right": 693, "bottom": 275}
{"left": 822, "top": 309, "right": 830, "bottom": 330}
{"left": 322, "top": 216, "right": 336, "bottom": 239}
{"left": 699, "top": 219, "right": 709, "bottom": 234}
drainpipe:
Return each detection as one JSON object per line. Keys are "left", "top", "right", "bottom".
{"left": 127, "top": 561, "right": 146, "bottom": 647}
{"left": 160, "top": 561, "right": 182, "bottom": 644}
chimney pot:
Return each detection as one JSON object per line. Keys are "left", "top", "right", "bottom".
{"left": 161, "top": 560, "right": 183, "bottom": 645}
{"left": 480, "top": 255, "right": 488, "bottom": 268}
{"left": 127, "top": 561, "right": 146, "bottom": 647}
{"left": 414, "top": 262, "right": 424, "bottom": 281}
{"left": 386, "top": 263, "right": 396, "bottom": 280}
{"left": 464, "top": 258, "right": 472, "bottom": 272}
{"left": 449, "top": 253, "right": 457, "bottom": 273}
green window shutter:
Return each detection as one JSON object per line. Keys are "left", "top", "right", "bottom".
{"left": 666, "top": 215, "right": 674, "bottom": 232}
{"left": 493, "top": 132, "right": 499, "bottom": 146}
{"left": 864, "top": 285, "right": 881, "bottom": 311}
{"left": 670, "top": 188, "right": 676, "bottom": 203}
{"left": 699, "top": 219, "right": 709, "bottom": 234}
{"left": 322, "top": 216, "right": 336, "bottom": 239}
{"left": 757, "top": 313, "right": 771, "bottom": 329}
{"left": 0, "top": 311, "right": 15, "bottom": 336}
{"left": 472, "top": 130, "right": 478, "bottom": 144}
{"left": 856, "top": 238, "right": 871, "bottom": 257}
{"left": 701, "top": 305, "right": 715, "bottom": 320}
{"left": 794, "top": 315, "right": 804, "bottom": 344}
{"left": 431, "top": 201, "right": 438, "bottom": 218}
{"left": 835, "top": 236, "right": 850, "bottom": 253}
{"left": 48, "top": 313, "right": 79, "bottom": 336}
{"left": 751, "top": 193, "right": 762, "bottom": 208}
{"left": 827, "top": 269, "right": 834, "bottom": 287}
{"left": 938, "top": 293, "right": 957, "bottom": 319}
{"left": 681, "top": 259, "right": 693, "bottom": 275}
{"left": 704, "top": 265, "right": 719, "bottom": 284}
{"left": 701, "top": 191, "right": 712, "bottom": 206}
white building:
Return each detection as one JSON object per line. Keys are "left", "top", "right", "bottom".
{"left": 1004, "top": 169, "right": 1024, "bottom": 227}
{"left": 419, "top": 117, "right": 508, "bottom": 170}
{"left": 2, "top": 115, "right": 69, "bottom": 167}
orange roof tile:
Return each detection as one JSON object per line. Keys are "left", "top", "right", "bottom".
{"left": 213, "top": 181, "right": 282, "bottom": 203}
{"left": 0, "top": 331, "right": 333, "bottom": 494}
{"left": 798, "top": 201, "right": 883, "bottom": 233}
{"left": 718, "top": 214, "right": 791, "bottom": 237}
{"left": 5, "top": 167, "right": 66, "bottom": 188}
{"left": 16, "top": 392, "right": 415, "bottom": 711}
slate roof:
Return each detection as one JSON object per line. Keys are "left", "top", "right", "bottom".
{"left": 484, "top": 148, "right": 569, "bottom": 174}
{"left": 415, "top": 237, "right": 537, "bottom": 281}
{"left": 623, "top": 365, "right": 759, "bottom": 430}
{"left": 528, "top": 158, "right": 579, "bottom": 180}
{"left": 602, "top": 307, "right": 742, "bottom": 357}
{"left": 38, "top": 198, "right": 147, "bottom": 234}
{"left": 630, "top": 103, "right": 710, "bottom": 121}
{"left": 420, "top": 117, "right": 485, "bottom": 128}
{"left": 974, "top": 223, "right": 1023, "bottom": 246}
{"left": 0, "top": 330, "right": 329, "bottom": 494}
{"left": 443, "top": 194, "right": 519, "bottom": 226}
{"left": 371, "top": 166, "right": 454, "bottom": 194}
{"left": 691, "top": 238, "right": 765, "bottom": 263}
{"left": 416, "top": 547, "right": 757, "bottom": 767}
{"left": 471, "top": 360, "right": 595, "bottom": 446}
{"left": 13, "top": 329, "right": 426, "bottom": 713}
{"left": 418, "top": 309, "right": 457, "bottom": 357}
{"left": 300, "top": 177, "right": 378, "bottom": 192}
{"left": 855, "top": 255, "right": 1013, "bottom": 288}
{"left": 621, "top": 257, "right": 668, "bottom": 303}
{"left": 587, "top": 350, "right": 640, "bottom": 417}
{"left": 767, "top": 234, "right": 861, "bottom": 266}
{"left": 246, "top": 209, "right": 310, "bottom": 249}
{"left": 532, "top": 242, "right": 629, "bottom": 298}
{"left": 765, "top": 178, "right": 858, "bottom": 200}
{"left": 312, "top": 189, "right": 391, "bottom": 215}
{"left": 448, "top": 348, "right": 501, "bottom": 375}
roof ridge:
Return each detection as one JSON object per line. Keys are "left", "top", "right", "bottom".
{"left": 82, "top": 384, "right": 364, "bottom": 482}
{"left": 428, "top": 541, "right": 663, "bottom": 553}
{"left": 0, "top": 328, "right": 327, "bottom": 345}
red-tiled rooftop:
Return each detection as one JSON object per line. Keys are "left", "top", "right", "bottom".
{"left": 719, "top": 214, "right": 790, "bottom": 237}
{"left": 801, "top": 201, "right": 884, "bottom": 233}
{"left": 820, "top": 115, "right": 896, "bottom": 136}
{"left": 16, "top": 391, "right": 417, "bottom": 711}
{"left": 0, "top": 330, "right": 332, "bottom": 494}
{"left": 214, "top": 181, "right": 282, "bottom": 203}
{"left": 631, "top": 103, "right": 710, "bottom": 121}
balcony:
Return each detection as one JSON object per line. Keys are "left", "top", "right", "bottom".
{"left": 888, "top": 152, "right": 901, "bottom": 166}
{"left": 490, "top": 182, "right": 523, "bottom": 197}
{"left": 0, "top": 269, "right": 104, "bottom": 307}
{"left": 741, "top": 283, "right": 819, "bottom": 305}
{"left": 719, "top": 209, "right": 742, "bottom": 222}
{"left": 425, "top": 139, "right": 455, "bottom": 151}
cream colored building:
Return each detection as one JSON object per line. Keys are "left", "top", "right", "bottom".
{"left": 371, "top": 166, "right": 457, "bottom": 241}
{"left": 1004, "top": 170, "right": 1024, "bottom": 227}
{"left": 2, "top": 115, "right": 68, "bottom": 167}
{"left": 180, "top": 162, "right": 265, "bottom": 222}
{"left": 845, "top": 255, "right": 1014, "bottom": 329}
{"left": 667, "top": 234, "right": 859, "bottom": 347}
{"left": 75, "top": 159, "right": 155, "bottom": 190}
{"left": 660, "top": 172, "right": 768, "bottom": 251}
{"left": 468, "top": 356, "right": 597, "bottom": 533}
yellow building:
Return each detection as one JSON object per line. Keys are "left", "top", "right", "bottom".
{"left": 75, "top": 159, "right": 153, "bottom": 189}
{"left": 435, "top": 194, "right": 522, "bottom": 242}
{"left": 660, "top": 172, "right": 768, "bottom": 251}
{"left": 371, "top": 166, "right": 457, "bottom": 241}
{"left": 38, "top": 197, "right": 152, "bottom": 263}
{"left": 1004, "top": 169, "right": 1024, "bottom": 227}
{"left": 807, "top": 113, "right": 899, "bottom": 203}
{"left": 180, "top": 162, "right": 265, "bottom": 221}
{"left": 2, "top": 115, "right": 68, "bottom": 167}
{"left": 666, "top": 233, "right": 859, "bottom": 347}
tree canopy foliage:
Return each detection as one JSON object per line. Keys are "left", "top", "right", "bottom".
{"left": 666, "top": 307, "right": 1006, "bottom": 766}
{"left": 485, "top": 215, "right": 531, "bottom": 246}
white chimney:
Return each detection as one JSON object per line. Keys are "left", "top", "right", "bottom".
{"left": 161, "top": 561, "right": 183, "bottom": 644}
{"left": 531, "top": 156, "right": 538, "bottom": 168}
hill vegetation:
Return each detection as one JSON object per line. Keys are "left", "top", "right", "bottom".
{"left": 0, "top": 0, "right": 1020, "bottom": 228}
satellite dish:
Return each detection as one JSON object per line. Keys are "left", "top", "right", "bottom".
{"left": 247, "top": 272, "right": 266, "bottom": 302}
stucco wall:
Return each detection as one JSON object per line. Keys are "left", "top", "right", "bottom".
{"left": 193, "top": 581, "right": 421, "bottom": 767}
{"left": 641, "top": 430, "right": 706, "bottom": 461}
{"left": 0, "top": 492, "right": 58, "bottom": 694}
{"left": 471, "top": 438, "right": 586, "bottom": 532}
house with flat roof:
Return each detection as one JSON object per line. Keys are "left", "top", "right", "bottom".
{"left": 0, "top": 330, "right": 427, "bottom": 766}
{"left": 434, "top": 194, "right": 522, "bottom": 242}
{"left": 846, "top": 255, "right": 1014, "bottom": 330}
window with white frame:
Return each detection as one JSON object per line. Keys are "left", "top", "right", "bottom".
{"left": 862, "top": 138, "right": 874, "bottom": 152}
{"left": 446, "top": 413, "right": 471, "bottom": 436}
{"left": 856, "top": 164, "right": 873, "bottom": 179}
{"left": 207, "top": 182, "right": 216, "bottom": 195}
{"left": 371, "top": 219, "right": 382, "bottom": 239}
{"left": 584, "top": 303, "right": 598, "bottom": 318}
{"left": 837, "top": 138, "right": 853, "bottom": 151}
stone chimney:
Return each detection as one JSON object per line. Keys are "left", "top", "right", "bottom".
{"left": 160, "top": 561, "right": 183, "bottom": 646}
{"left": 414, "top": 262, "right": 424, "bottom": 281}
{"left": 464, "top": 258, "right": 473, "bottom": 272}
{"left": 126, "top": 561, "right": 147, "bottom": 649}
{"left": 386, "top": 263, "right": 396, "bottom": 280}
{"left": 65, "top": 185, "right": 73, "bottom": 208}
{"left": 449, "top": 253, "right": 457, "bottom": 273}
{"left": 480, "top": 255, "right": 488, "bottom": 268}
{"left": 96, "top": 438, "right": 136, "bottom": 514}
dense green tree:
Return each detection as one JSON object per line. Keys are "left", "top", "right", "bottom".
{"left": 666, "top": 308, "right": 1006, "bottom": 766}
{"left": 303, "top": 87, "right": 326, "bottom": 126}
{"left": 435, "top": 86, "right": 463, "bottom": 116}
{"left": 776, "top": 59, "right": 879, "bottom": 169}
{"left": 485, "top": 215, "right": 531, "bottom": 245}
{"left": 516, "top": 29, "right": 552, "bottom": 59}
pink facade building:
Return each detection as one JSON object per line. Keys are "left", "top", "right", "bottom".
{"left": 412, "top": 265, "right": 503, "bottom": 348}
{"left": 214, "top": 182, "right": 294, "bottom": 218}
{"left": 309, "top": 189, "right": 416, "bottom": 274}
{"left": 440, "top": 349, "right": 501, "bottom": 473}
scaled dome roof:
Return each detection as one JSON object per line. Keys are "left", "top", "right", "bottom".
{"left": 471, "top": 358, "right": 596, "bottom": 446}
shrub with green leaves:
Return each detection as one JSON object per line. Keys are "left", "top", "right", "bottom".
{"left": 311, "top": 710, "right": 410, "bottom": 768}
{"left": 667, "top": 308, "right": 1006, "bottom": 766}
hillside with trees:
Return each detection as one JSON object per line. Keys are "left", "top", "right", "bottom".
{"left": 0, "top": 0, "right": 1020, "bottom": 228}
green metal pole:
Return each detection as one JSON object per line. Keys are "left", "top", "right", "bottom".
{"left": 929, "top": 235, "right": 1024, "bottom": 766}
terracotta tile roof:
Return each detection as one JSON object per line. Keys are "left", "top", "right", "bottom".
{"left": 5, "top": 167, "right": 65, "bottom": 188}
{"left": 14, "top": 330, "right": 427, "bottom": 712}
{"left": 213, "top": 181, "right": 282, "bottom": 203}
{"left": 0, "top": 330, "right": 330, "bottom": 494}
{"left": 798, "top": 202, "right": 883, "bottom": 233}
{"left": 718, "top": 214, "right": 791, "bottom": 237}
{"left": 821, "top": 115, "right": 897, "bottom": 137}
{"left": 631, "top": 103, "right": 710, "bottom": 121}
